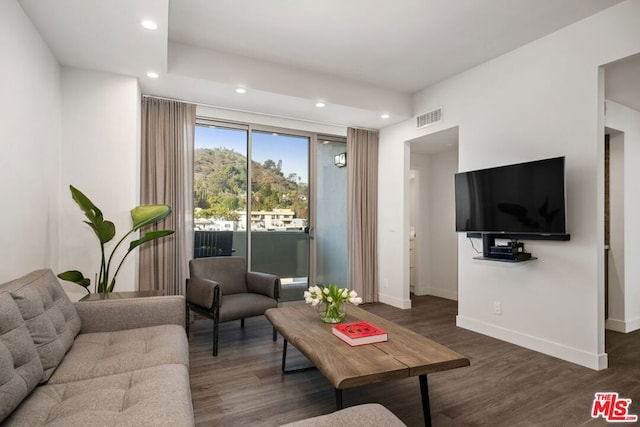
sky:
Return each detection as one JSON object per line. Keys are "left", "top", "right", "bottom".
{"left": 195, "top": 125, "right": 309, "bottom": 183}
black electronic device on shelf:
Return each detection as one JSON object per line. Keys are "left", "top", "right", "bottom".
{"left": 474, "top": 235, "right": 535, "bottom": 263}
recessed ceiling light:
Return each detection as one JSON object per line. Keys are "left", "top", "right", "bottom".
{"left": 140, "top": 19, "right": 158, "bottom": 31}
{"left": 381, "top": 113, "right": 390, "bottom": 119}
{"left": 315, "top": 102, "right": 325, "bottom": 108}
{"left": 146, "top": 71, "right": 159, "bottom": 78}
{"left": 272, "top": 133, "right": 279, "bottom": 136}
{"left": 236, "top": 87, "right": 247, "bottom": 94}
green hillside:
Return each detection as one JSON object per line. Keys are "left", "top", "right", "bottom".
{"left": 194, "top": 148, "right": 308, "bottom": 220}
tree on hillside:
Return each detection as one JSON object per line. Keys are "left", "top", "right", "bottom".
{"left": 194, "top": 148, "right": 307, "bottom": 221}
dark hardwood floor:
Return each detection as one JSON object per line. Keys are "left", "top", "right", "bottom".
{"left": 189, "top": 295, "right": 640, "bottom": 426}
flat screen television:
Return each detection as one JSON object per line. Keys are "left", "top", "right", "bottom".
{"left": 455, "top": 156, "right": 567, "bottom": 235}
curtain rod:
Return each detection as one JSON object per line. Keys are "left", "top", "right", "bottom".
{"left": 141, "top": 94, "right": 378, "bottom": 132}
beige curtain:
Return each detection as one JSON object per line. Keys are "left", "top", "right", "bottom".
{"left": 139, "top": 97, "right": 196, "bottom": 295}
{"left": 347, "top": 127, "right": 379, "bottom": 303}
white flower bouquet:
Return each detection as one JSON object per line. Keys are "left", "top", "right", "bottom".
{"left": 304, "top": 284, "right": 363, "bottom": 323}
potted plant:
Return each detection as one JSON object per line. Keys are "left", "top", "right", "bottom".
{"left": 58, "top": 185, "right": 174, "bottom": 294}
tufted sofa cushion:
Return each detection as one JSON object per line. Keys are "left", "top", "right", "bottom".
{"left": 3, "top": 364, "right": 194, "bottom": 427}
{"left": 0, "top": 293, "right": 45, "bottom": 422}
{"left": 1, "top": 270, "right": 81, "bottom": 382}
{"left": 47, "top": 324, "right": 189, "bottom": 384}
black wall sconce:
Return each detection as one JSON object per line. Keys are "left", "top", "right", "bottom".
{"left": 334, "top": 152, "right": 346, "bottom": 168}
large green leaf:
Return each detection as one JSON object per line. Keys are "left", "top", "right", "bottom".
{"left": 70, "top": 185, "right": 115, "bottom": 244}
{"left": 57, "top": 270, "right": 91, "bottom": 291}
{"left": 85, "top": 220, "right": 116, "bottom": 244}
{"left": 70, "top": 185, "right": 102, "bottom": 224}
{"left": 131, "top": 205, "right": 172, "bottom": 230}
{"left": 128, "top": 230, "right": 175, "bottom": 251}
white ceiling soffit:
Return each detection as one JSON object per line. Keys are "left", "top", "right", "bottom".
{"left": 166, "top": 42, "right": 411, "bottom": 119}
{"left": 18, "top": 0, "right": 625, "bottom": 129}
{"left": 141, "top": 70, "right": 396, "bottom": 130}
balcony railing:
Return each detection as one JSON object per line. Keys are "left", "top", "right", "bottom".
{"left": 194, "top": 230, "right": 308, "bottom": 280}
{"left": 193, "top": 230, "right": 233, "bottom": 257}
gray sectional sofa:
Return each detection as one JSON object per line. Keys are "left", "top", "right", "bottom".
{"left": 0, "top": 269, "right": 194, "bottom": 426}
{"left": 1, "top": 269, "right": 405, "bottom": 426}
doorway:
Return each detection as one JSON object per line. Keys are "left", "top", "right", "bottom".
{"left": 408, "top": 127, "right": 459, "bottom": 301}
{"left": 604, "top": 129, "right": 625, "bottom": 332}
{"left": 603, "top": 51, "right": 640, "bottom": 338}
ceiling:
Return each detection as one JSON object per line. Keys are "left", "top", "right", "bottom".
{"left": 18, "top": 0, "right": 634, "bottom": 129}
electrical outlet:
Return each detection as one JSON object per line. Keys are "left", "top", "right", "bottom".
{"left": 493, "top": 301, "right": 502, "bottom": 315}
{"left": 383, "top": 278, "right": 389, "bottom": 288}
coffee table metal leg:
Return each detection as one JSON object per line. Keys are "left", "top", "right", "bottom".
{"left": 281, "top": 339, "right": 289, "bottom": 372}
{"left": 419, "top": 374, "right": 432, "bottom": 427}
{"left": 335, "top": 389, "right": 343, "bottom": 410}
{"left": 281, "top": 339, "right": 316, "bottom": 373}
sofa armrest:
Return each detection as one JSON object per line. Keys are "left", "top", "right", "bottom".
{"left": 279, "top": 403, "right": 406, "bottom": 426}
{"left": 74, "top": 295, "right": 185, "bottom": 333}
{"left": 247, "top": 271, "right": 280, "bottom": 299}
{"left": 186, "top": 277, "right": 220, "bottom": 310}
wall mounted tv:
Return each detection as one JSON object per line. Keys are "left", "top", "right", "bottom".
{"left": 455, "top": 156, "right": 569, "bottom": 238}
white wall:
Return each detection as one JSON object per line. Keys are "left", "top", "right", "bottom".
{"left": 59, "top": 68, "right": 140, "bottom": 299}
{"left": 379, "top": 122, "right": 413, "bottom": 308}
{"left": 605, "top": 100, "right": 640, "bottom": 332}
{"left": 0, "top": 0, "right": 61, "bottom": 283}
{"left": 426, "top": 149, "right": 458, "bottom": 300}
{"left": 378, "top": 0, "right": 640, "bottom": 369}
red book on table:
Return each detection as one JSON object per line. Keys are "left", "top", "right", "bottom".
{"left": 332, "top": 321, "right": 388, "bottom": 346}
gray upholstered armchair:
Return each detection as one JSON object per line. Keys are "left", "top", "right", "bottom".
{"left": 186, "top": 256, "right": 280, "bottom": 356}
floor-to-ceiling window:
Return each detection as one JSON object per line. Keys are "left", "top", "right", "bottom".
{"left": 193, "top": 122, "right": 248, "bottom": 258}
{"left": 193, "top": 119, "right": 345, "bottom": 301}
{"left": 249, "top": 129, "right": 310, "bottom": 296}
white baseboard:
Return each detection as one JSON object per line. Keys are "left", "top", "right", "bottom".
{"left": 457, "top": 315, "right": 608, "bottom": 370}
{"left": 628, "top": 317, "right": 640, "bottom": 332}
{"left": 606, "top": 317, "right": 640, "bottom": 333}
{"left": 378, "top": 292, "right": 412, "bottom": 309}
{"left": 424, "top": 286, "right": 458, "bottom": 301}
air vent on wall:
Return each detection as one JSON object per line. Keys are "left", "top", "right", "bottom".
{"left": 416, "top": 107, "right": 443, "bottom": 129}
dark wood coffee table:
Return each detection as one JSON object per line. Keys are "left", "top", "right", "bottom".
{"left": 265, "top": 304, "right": 470, "bottom": 426}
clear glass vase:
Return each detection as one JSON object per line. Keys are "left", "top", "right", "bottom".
{"left": 319, "top": 300, "right": 346, "bottom": 323}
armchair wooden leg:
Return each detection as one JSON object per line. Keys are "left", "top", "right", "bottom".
{"left": 273, "top": 326, "right": 277, "bottom": 341}
{"left": 240, "top": 318, "right": 245, "bottom": 328}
